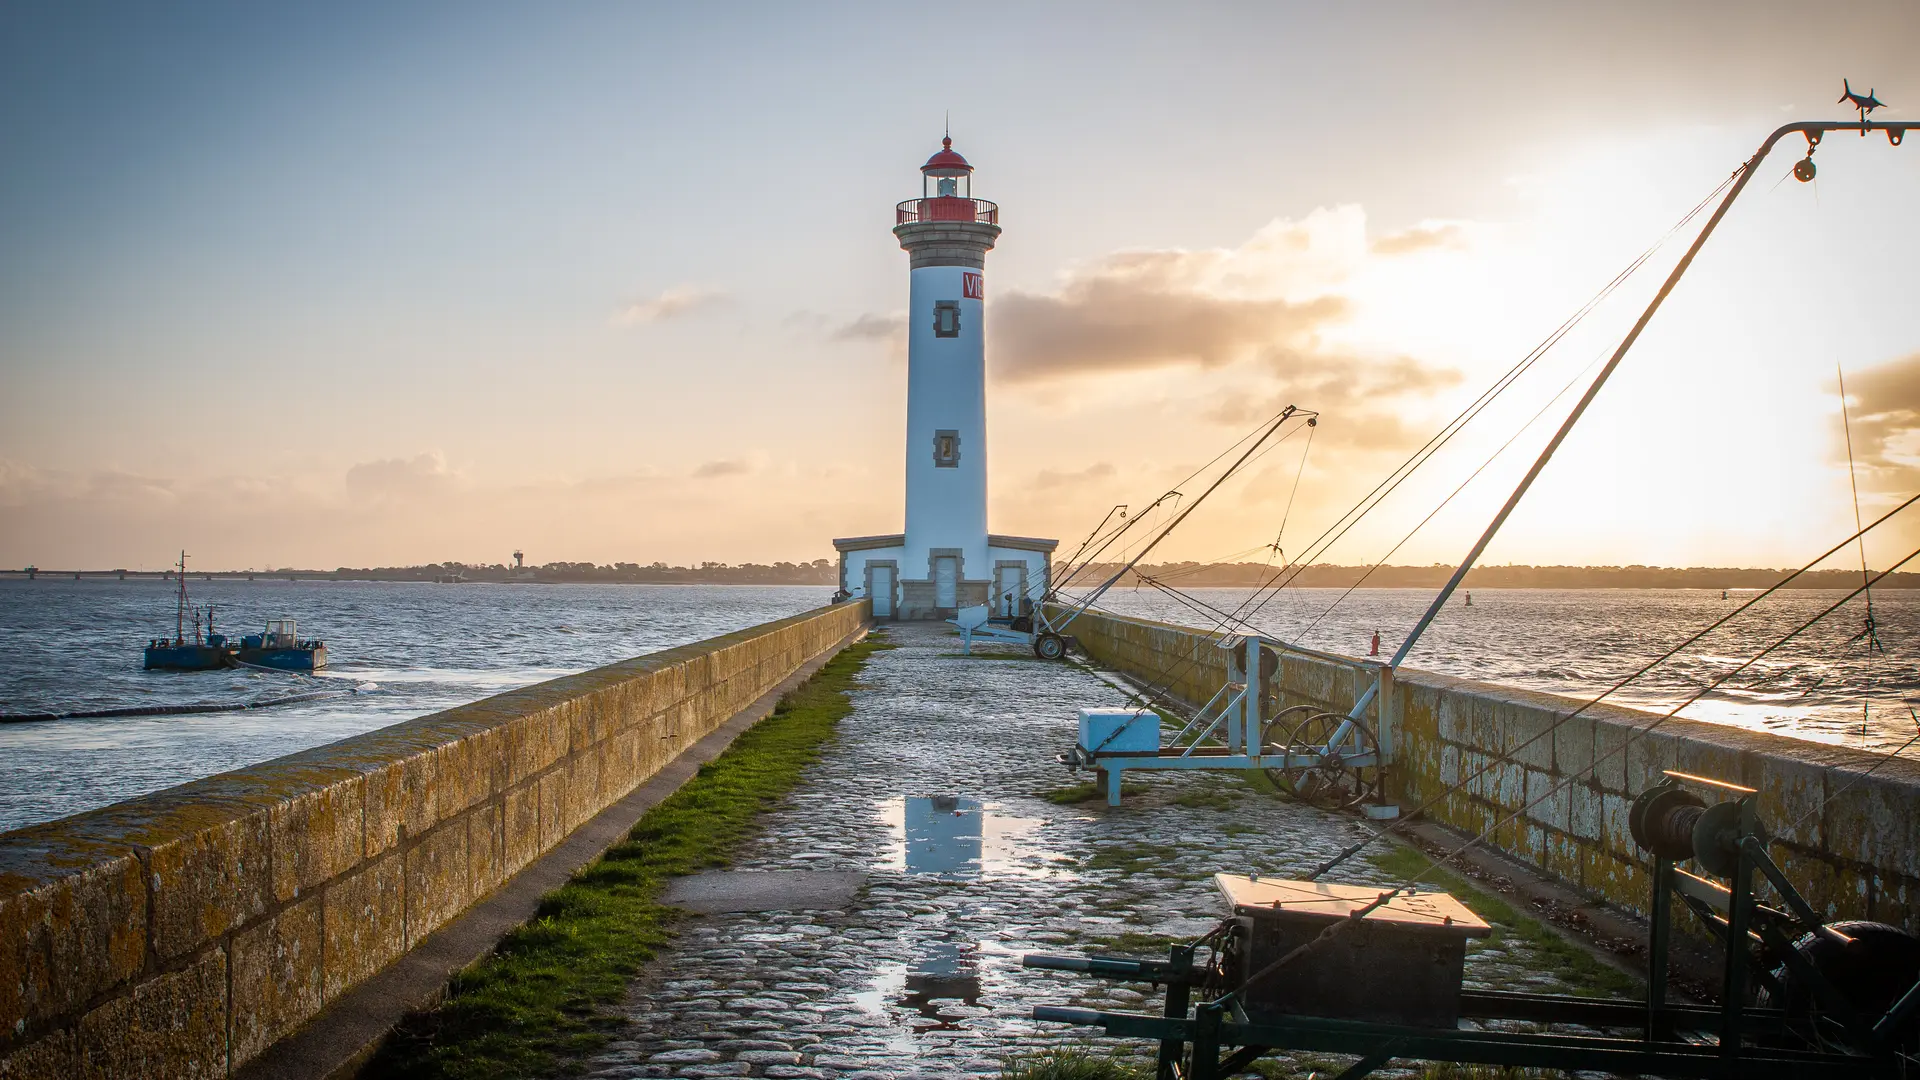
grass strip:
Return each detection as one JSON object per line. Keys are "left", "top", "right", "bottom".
{"left": 365, "top": 635, "right": 893, "bottom": 1080}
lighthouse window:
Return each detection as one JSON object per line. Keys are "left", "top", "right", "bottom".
{"left": 933, "top": 429, "right": 961, "bottom": 468}
{"left": 933, "top": 300, "right": 961, "bottom": 338}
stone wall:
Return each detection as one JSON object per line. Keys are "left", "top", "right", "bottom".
{"left": 0, "top": 601, "right": 868, "bottom": 1078}
{"left": 1065, "top": 608, "right": 1920, "bottom": 929}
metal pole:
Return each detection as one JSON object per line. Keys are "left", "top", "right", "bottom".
{"left": 1647, "top": 858, "right": 1672, "bottom": 1043}
{"left": 1349, "top": 119, "right": 1913, "bottom": 721}
{"left": 1720, "top": 800, "right": 1758, "bottom": 1061}
{"left": 1067, "top": 407, "right": 1299, "bottom": 625}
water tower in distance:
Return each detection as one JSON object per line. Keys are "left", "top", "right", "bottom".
{"left": 513, "top": 550, "right": 524, "bottom": 571}
{"left": 832, "top": 135, "right": 1056, "bottom": 621}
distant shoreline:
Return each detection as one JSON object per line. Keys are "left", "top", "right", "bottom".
{"left": 1062, "top": 562, "right": 1920, "bottom": 591}
{"left": 4, "top": 561, "right": 1914, "bottom": 591}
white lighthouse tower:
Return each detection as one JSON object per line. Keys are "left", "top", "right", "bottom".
{"left": 834, "top": 137, "right": 1056, "bottom": 620}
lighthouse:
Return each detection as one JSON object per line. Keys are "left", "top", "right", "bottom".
{"left": 833, "top": 137, "right": 1056, "bottom": 620}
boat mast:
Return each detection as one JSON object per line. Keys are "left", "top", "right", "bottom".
{"left": 176, "top": 549, "right": 188, "bottom": 646}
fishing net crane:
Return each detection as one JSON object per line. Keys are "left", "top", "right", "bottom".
{"left": 1026, "top": 98, "right": 1920, "bottom": 1079}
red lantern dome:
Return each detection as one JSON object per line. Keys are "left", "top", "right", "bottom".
{"left": 921, "top": 137, "right": 973, "bottom": 176}
{"left": 896, "top": 135, "right": 997, "bottom": 227}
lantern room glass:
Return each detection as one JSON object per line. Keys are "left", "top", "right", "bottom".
{"left": 924, "top": 171, "right": 970, "bottom": 199}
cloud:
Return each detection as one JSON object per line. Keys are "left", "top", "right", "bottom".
{"left": 345, "top": 452, "right": 457, "bottom": 502}
{"left": 1031, "top": 462, "right": 1118, "bottom": 490}
{"left": 614, "top": 286, "right": 727, "bottom": 326}
{"left": 1370, "top": 223, "right": 1468, "bottom": 255}
{"left": 1840, "top": 352, "right": 1920, "bottom": 479}
{"left": 1200, "top": 351, "right": 1463, "bottom": 452}
{"left": 983, "top": 206, "right": 1456, "bottom": 384}
{"left": 992, "top": 273, "right": 1348, "bottom": 382}
{"left": 0, "top": 460, "right": 178, "bottom": 507}
{"left": 830, "top": 312, "right": 906, "bottom": 342}
{"left": 692, "top": 459, "right": 750, "bottom": 479}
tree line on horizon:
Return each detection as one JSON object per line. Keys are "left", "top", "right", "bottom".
{"left": 16, "top": 558, "right": 1912, "bottom": 590}
{"left": 320, "top": 559, "right": 838, "bottom": 584}
{"left": 1057, "top": 561, "right": 1920, "bottom": 590}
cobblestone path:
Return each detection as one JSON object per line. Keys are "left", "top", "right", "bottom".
{"left": 575, "top": 624, "right": 1608, "bottom": 1079}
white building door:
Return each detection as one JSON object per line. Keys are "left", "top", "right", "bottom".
{"left": 868, "top": 565, "right": 894, "bottom": 618}
{"left": 934, "top": 556, "right": 958, "bottom": 609}
{"left": 995, "top": 564, "right": 1026, "bottom": 617}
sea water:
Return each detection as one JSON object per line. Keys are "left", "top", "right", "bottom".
{"left": 0, "top": 579, "right": 1915, "bottom": 833}
{"left": 0, "top": 579, "right": 831, "bottom": 831}
{"left": 1092, "top": 585, "right": 1920, "bottom": 758}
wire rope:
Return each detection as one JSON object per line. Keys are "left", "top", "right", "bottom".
{"left": 1232, "top": 541, "right": 1920, "bottom": 1001}
{"left": 1300, "top": 489, "right": 1920, "bottom": 882}
{"left": 1293, "top": 348, "right": 1610, "bottom": 642}
{"left": 1080, "top": 168, "right": 1741, "bottom": 720}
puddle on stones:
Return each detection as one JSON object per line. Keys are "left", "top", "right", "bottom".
{"left": 854, "top": 935, "right": 993, "bottom": 1050}
{"left": 876, "top": 794, "right": 1066, "bottom": 879}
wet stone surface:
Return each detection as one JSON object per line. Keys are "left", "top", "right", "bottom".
{"left": 573, "top": 624, "right": 1610, "bottom": 1079}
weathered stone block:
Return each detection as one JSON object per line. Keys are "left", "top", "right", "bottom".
{"left": 1524, "top": 768, "right": 1568, "bottom": 833}
{"left": 465, "top": 724, "right": 510, "bottom": 803}
{"left": 1569, "top": 783, "right": 1603, "bottom": 843}
{"left": 432, "top": 735, "right": 487, "bottom": 819}
{"left": 1872, "top": 869, "right": 1918, "bottom": 928}
{"left": 0, "top": 1026, "right": 76, "bottom": 1078}
{"left": 404, "top": 817, "right": 471, "bottom": 945}
{"left": 143, "top": 808, "right": 273, "bottom": 961}
{"left": 1541, "top": 828, "right": 1583, "bottom": 887}
{"left": 538, "top": 770, "right": 568, "bottom": 851}
{"left": 1598, "top": 791, "right": 1635, "bottom": 860}
{"left": 1825, "top": 759, "right": 1920, "bottom": 879}
{"left": 569, "top": 753, "right": 603, "bottom": 829}
{"left": 361, "top": 759, "right": 408, "bottom": 857}
{"left": 468, "top": 802, "right": 505, "bottom": 898}
{"left": 603, "top": 730, "right": 641, "bottom": 799}
{"left": 508, "top": 708, "right": 569, "bottom": 787}
{"left": 1769, "top": 847, "right": 1850, "bottom": 921}
{"left": 1552, "top": 711, "right": 1596, "bottom": 779}
{"left": 230, "top": 894, "right": 324, "bottom": 1067}
{"left": 1580, "top": 848, "right": 1649, "bottom": 916}
{"left": 1495, "top": 700, "right": 1556, "bottom": 771}
{"left": 321, "top": 852, "right": 403, "bottom": 998}
{"left": 1748, "top": 748, "right": 1848, "bottom": 850}
{"left": 1618, "top": 721, "right": 1680, "bottom": 797}
{"left": 503, "top": 783, "right": 542, "bottom": 877}
{"left": 0, "top": 840, "right": 146, "bottom": 1029}
{"left": 1670, "top": 731, "right": 1754, "bottom": 794}
{"left": 1490, "top": 760, "right": 1525, "bottom": 808}
{"left": 267, "top": 769, "right": 363, "bottom": 902}
{"left": 76, "top": 946, "right": 227, "bottom": 1080}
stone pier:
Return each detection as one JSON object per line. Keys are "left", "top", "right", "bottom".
{"left": 574, "top": 623, "right": 1605, "bottom": 1080}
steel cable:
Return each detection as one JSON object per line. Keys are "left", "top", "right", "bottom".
{"left": 1232, "top": 540, "right": 1920, "bottom": 1002}
{"left": 1070, "top": 169, "right": 1742, "bottom": 717}
{"left": 1301, "top": 488, "right": 1920, "bottom": 882}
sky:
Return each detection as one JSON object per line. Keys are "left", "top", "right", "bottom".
{"left": 3, "top": 2, "right": 1919, "bottom": 572}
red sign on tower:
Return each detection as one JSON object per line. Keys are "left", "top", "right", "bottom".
{"left": 962, "top": 272, "right": 983, "bottom": 299}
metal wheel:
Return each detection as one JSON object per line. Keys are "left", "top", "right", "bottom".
{"left": 1032, "top": 633, "right": 1066, "bottom": 660}
{"left": 1269, "top": 710, "right": 1382, "bottom": 809}
{"left": 1258, "top": 705, "right": 1318, "bottom": 779}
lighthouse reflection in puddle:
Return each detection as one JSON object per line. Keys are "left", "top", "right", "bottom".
{"left": 876, "top": 794, "right": 1057, "bottom": 878}
{"left": 905, "top": 794, "right": 981, "bottom": 876}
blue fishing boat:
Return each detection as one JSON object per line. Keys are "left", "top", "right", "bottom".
{"left": 237, "top": 619, "right": 328, "bottom": 672}
{"left": 143, "top": 551, "right": 237, "bottom": 671}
